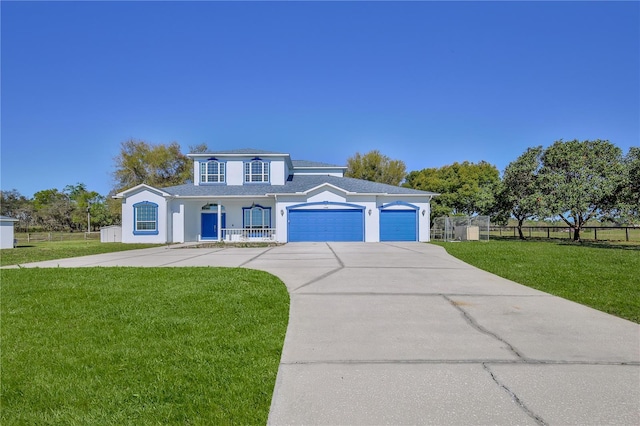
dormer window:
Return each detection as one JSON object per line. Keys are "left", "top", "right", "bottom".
{"left": 200, "top": 158, "right": 225, "bottom": 183}
{"left": 245, "top": 158, "right": 269, "bottom": 183}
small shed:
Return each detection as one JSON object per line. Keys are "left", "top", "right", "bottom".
{"left": 0, "top": 216, "right": 19, "bottom": 249}
{"left": 101, "top": 225, "right": 122, "bottom": 243}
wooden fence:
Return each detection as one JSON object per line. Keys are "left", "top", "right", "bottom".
{"left": 15, "top": 232, "right": 101, "bottom": 243}
{"left": 490, "top": 226, "right": 640, "bottom": 242}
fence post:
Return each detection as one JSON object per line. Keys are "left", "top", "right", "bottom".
{"left": 626, "top": 227, "right": 630, "bottom": 242}
{"left": 594, "top": 228, "right": 597, "bottom": 240}
{"left": 547, "top": 228, "right": 550, "bottom": 239}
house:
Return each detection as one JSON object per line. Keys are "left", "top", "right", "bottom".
{"left": 0, "top": 216, "right": 19, "bottom": 249}
{"left": 114, "top": 149, "right": 437, "bottom": 243}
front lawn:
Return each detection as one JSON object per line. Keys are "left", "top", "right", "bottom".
{"left": 0, "top": 240, "right": 161, "bottom": 267}
{"left": 432, "top": 239, "right": 640, "bottom": 323}
{"left": 1, "top": 267, "right": 289, "bottom": 425}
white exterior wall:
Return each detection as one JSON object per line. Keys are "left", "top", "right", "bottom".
{"left": 121, "top": 190, "right": 169, "bottom": 244}
{"left": 170, "top": 201, "right": 185, "bottom": 243}
{"left": 270, "top": 160, "right": 285, "bottom": 185}
{"left": 226, "top": 160, "right": 244, "bottom": 186}
{"left": 0, "top": 220, "right": 17, "bottom": 249}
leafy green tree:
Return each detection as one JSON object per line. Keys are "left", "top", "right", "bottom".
{"left": 345, "top": 150, "right": 407, "bottom": 186}
{"left": 620, "top": 147, "right": 640, "bottom": 223}
{"left": 33, "top": 188, "right": 73, "bottom": 231}
{"left": 405, "top": 161, "right": 500, "bottom": 222}
{"left": 496, "top": 146, "right": 544, "bottom": 239}
{"left": 112, "top": 139, "right": 191, "bottom": 192}
{"left": 538, "top": 139, "right": 625, "bottom": 241}
{"left": 0, "top": 189, "right": 34, "bottom": 232}
{"left": 63, "top": 183, "right": 113, "bottom": 231}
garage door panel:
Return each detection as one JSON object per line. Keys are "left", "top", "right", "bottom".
{"left": 380, "top": 210, "right": 417, "bottom": 241}
{"left": 289, "top": 209, "right": 364, "bottom": 242}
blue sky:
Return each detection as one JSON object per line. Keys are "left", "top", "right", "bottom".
{"left": 2, "top": 1, "right": 638, "bottom": 198}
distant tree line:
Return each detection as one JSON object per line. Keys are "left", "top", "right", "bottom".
{"left": 2, "top": 139, "right": 637, "bottom": 241}
{"left": 347, "top": 140, "right": 638, "bottom": 241}
{"left": 1, "top": 184, "right": 120, "bottom": 233}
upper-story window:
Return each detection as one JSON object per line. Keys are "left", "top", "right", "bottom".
{"left": 133, "top": 201, "right": 159, "bottom": 235}
{"left": 200, "top": 159, "right": 225, "bottom": 183}
{"left": 245, "top": 158, "right": 269, "bottom": 183}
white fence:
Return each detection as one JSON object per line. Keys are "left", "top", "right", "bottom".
{"left": 222, "top": 228, "right": 276, "bottom": 242}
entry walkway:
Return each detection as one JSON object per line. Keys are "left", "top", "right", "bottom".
{"left": 6, "top": 243, "right": 639, "bottom": 425}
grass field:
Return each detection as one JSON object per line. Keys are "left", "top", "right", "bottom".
{"left": 0, "top": 240, "right": 161, "bottom": 267}
{"left": 432, "top": 239, "right": 640, "bottom": 323}
{"left": 1, "top": 267, "right": 290, "bottom": 425}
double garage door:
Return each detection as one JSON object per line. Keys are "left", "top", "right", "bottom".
{"left": 288, "top": 209, "right": 364, "bottom": 242}
{"left": 288, "top": 208, "right": 417, "bottom": 242}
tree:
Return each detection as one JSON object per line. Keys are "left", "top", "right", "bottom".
{"left": 112, "top": 139, "right": 191, "bottom": 193}
{"left": 538, "top": 139, "right": 625, "bottom": 241}
{"left": 189, "top": 143, "right": 209, "bottom": 153}
{"left": 620, "top": 147, "right": 640, "bottom": 223}
{"left": 497, "top": 146, "right": 544, "bottom": 239}
{"left": 0, "top": 189, "right": 34, "bottom": 232}
{"left": 345, "top": 150, "right": 406, "bottom": 186}
{"left": 404, "top": 161, "right": 500, "bottom": 222}
{"left": 33, "top": 188, "right": 73, "bottom": 231}
{"left": 63, "top": 183, "right": 113, "bottom": 231}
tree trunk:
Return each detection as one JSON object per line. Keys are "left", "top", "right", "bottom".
{"left": 517, "top": 218, "right": 525, "bottom": 240}
{"left": 573, "top": 226, "right": 581, "bottom": 241}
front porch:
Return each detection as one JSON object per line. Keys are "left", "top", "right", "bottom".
{"left": 221, "top": 228, "right": 277, "bottom": 242}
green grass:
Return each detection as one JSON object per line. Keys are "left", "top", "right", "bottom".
{"left": 0, "top": 240, "right": 161, "bottom": 267}
{"left": 432, "top": 239, "right": 640, "bottom": 323}
{"left": 1, "top": 267, "right": 290, "bottom": 425}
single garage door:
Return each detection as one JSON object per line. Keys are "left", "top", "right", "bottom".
{"left": 288, "top": 209, "right": 364, "bottom": 242}
{"left": 380, "top": 210, "right": 417, "bottom": 241}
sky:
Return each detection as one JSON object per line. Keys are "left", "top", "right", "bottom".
{"left": 1, "top": 1, "right": 638, "bottom": 198}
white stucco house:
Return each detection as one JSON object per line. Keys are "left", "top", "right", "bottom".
{"left": 115, "top": 149, "right": 437, "bottom": 244}
{"left": 0, "top": 216, "right": 19, "bottom": 249}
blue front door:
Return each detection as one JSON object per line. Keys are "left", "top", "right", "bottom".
{"left": 201, "top": 213, "right": 226, "bottom": 240}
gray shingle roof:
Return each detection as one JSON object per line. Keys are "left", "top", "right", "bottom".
{"left": 198, "top": 148, "right": 287, "bottom": 155}
{"left": 161, "top": 175, "right": 436, "bottom": 197}
{"left": 292, "top": 160, "right": 345, "bottom": 168}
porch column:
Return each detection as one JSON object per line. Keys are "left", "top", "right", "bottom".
{"left": 217, "top": 203, "right": 222, "bottom": 242}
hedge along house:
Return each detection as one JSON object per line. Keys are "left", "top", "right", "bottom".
{"left": 114, "top": 149, "right": 437, "bottom": 244}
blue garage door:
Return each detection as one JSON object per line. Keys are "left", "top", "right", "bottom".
{"left": 380, "top": 210, "right": 417, "bottom": 241}
{"left": 288, "top": 209, "right": 364, "bottom": 242}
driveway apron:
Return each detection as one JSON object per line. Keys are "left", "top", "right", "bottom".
{"left": 6, "top": 242, "right": 639, "bottom": 425}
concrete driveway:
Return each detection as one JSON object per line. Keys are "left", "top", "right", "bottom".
{"left": 6, "top": 242, "right": 639, "bottom": 425}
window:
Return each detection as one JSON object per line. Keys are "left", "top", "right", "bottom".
{"left": 200, "top": 159, "right": 225, "bottom": 183}
{"left": 134, "top": 202, "right": 158, "bottom": 235}
{"left": 244, "top": 159, "right": 269, "bottom": 183}
{"left": 243, "top": 205, "right": 271, "bottom": 229}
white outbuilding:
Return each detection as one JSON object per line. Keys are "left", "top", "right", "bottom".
{"left": 0, "top": 216, "right": 19, "bottom": 249}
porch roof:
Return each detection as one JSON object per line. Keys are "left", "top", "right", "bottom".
{"left": 161, "top": 175, "right": 437, "bottom": 197}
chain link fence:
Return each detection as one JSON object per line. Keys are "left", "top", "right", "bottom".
{"left": 431, "top": 216, "right": 490, "bottom": 242}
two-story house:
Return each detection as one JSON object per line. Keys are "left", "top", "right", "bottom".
{"left": 115, "top": 148, "right": 437, "bottom": 243}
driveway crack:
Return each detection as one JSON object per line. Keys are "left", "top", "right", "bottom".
{"left": 443, "top": 295, "right": 527, "bottom": 361}
{"left": 238, "top": 246, "right": 275, "bottom": 267}
{"left": 483, "top": 363, "right": 548, "bottom": 426}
